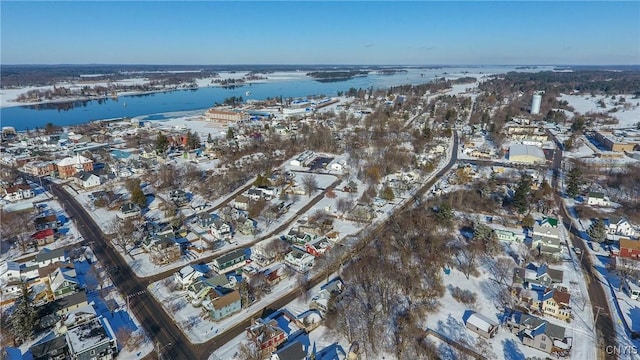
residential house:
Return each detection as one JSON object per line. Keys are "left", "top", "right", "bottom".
{"left": 285, "top": 249, "right": 315, "bottom": 273}
{"left": 30, "top": 335, "right": 70, "bottom": 360}
{"left": 247, "top": 188, "right": 265, "bottom": 202}
{"left": 203, "top": 289, "right": 242, "bottom": 321}
{"left": 495, "top": 229, "right": 525, "bottom": 243}
{"left": 0, "top": 261, "right": 21, "bottom": 284}
{"left": 233, "top": 195, "right": 250, "bottom": 211}
{"left": 3, "top": 184, "right": 34, "bottom": 202}
{"left": 247, "top": 318, "right": 288, "bottom": 355}
{"left": 541, "top": 288, "right": 572, "bottom": 321}
{"left": 503, "top": 310, "right": 572, "bottom": 355}
{"left": 117, "top": 202, "right": 140, "bottom": 220}
{"left": 55, "top": 290, "right": 89, "bottom": 316}
{"left": 349, "top": 203, "right": 375, "bottom": 221}
{"left": 31, "top": 229, "right": 56, "bottom": 247}
{"left": 170, "top": 189, "right": 190, "bottom": 206}
{"left": 462, "top": 310, "right": 499, "bottom": 339}
{"left": 148, "top": 237, "right": 181, "bottom": 265}
{"left": 197, "top": 212, "right": 216, "bottom": 228}
{"left": 310, "top": 278, "right": 344, "bottom": 314}
{"left": 49, "top": 267, "right": 79, "bottom": 299}
{"left": 35, "top": 248, "right": 67, "bottom": 268}
{"left": 513, "top": 263, "right": 564, "bottom": 289}
{"left": 56, "top": 154, "right": 94, "bottom": 179}
{"left": 587, "top": 192, "right": 609, "bottom": 207}
{"left": 285, "top": 229, "right": 314, "bottom": 245}
{"left": 532, "top": 221, "right": 562, "bottom": 258}
{"left": 34, "top": 214, "right": 60, "bottom": 231}
{"left": 65, "top": 316, "right": 118, "bottom": 360}
{"left": 212, "top": 249, "right": 247, "bottom": 274}
{"left": 187, "top": 274, "right": 230, "bottom": 300}
{"left": 262, "top": 264, "right": 288, "bottom": 286}
{"left": 606, "top": 217, "right": 637, "bottom": 238}
{"left": 237, "top": 216, "right": 257, "bottom": 235}
{"left": 74, "top": 171, "right": 101, "bottom": 188}
{"left": 619, "top": 238, "right": 640, "bottom": 260}
{"left": 209, "top": 217, "right": 232, "bottom": 241}
{"left": 174, "top": 265, "right": 208, "bottom": 290}
{"left": 304, "top": 237, "right": 332, "bottom": 257}
{"left": 270, "top": 340, "right": 307, "bottom": 360}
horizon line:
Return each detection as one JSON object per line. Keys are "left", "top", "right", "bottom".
{"left": 3, "top": 63, "right": 640, "bottom": 67}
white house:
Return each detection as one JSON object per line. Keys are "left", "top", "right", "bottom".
{"left": 3, "top": 184, "right": 34, "bottom": 202}
{"left": 209, "top": 218, "right": 232, "bottom": 241}
{"left": 75, "top": 171, "right": 101, "bottom": 189}
{"left": 0, "top": 261, "right": 21, "bottom": 284}
{"left": 284, "top": 249, "right": 315, "bottom": 273}
{"left": 174, "top": 265, "right": 208, "bottom": 289}
{"left": 35, "top": 248, "right": 67, "bottom": 268}
{"left": 587, "top": 192, "right": 609, "bottom": 207}
{"left": 607, "top": 217, "right": 637, "bottom": 238}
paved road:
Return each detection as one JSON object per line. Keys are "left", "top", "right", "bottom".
{"left": 546, "top": 131, "right": 617, "bottom": 360}
{"left": 44, "top": 179, "right": 194, "bottom": 360}
{"left": 24, "top": 173, "right": 341, "bottom": 360}
{"left": 22, "top": 133, "right": 459, "bottom": 360}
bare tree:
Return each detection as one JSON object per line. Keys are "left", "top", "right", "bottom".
{"left": 262, "top": 238, "right": 290, "bottom": 261}
{"left": 107, "top": 218, "right": 137, "bottom": 254}
{"left": 488, "top": 257, "right": 516, "bottom": 286}
{"left": 302, "top": 174, "right": 318, "bottom": 198}
{"left": 336, "top": 197, "right": 354, "bottom": 216}
{"left": 236, "top": 340, "right": 263, "bottom": 360}
{"left": 1, "top": 208, "right": 35, "bottom": 252}
{"left": 248, "top": 273, "right": 271, "bottom": 301}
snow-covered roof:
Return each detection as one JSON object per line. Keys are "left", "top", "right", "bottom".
{"left": 65, "top": 317, "right": 111, "bottom": 355}
{"left": 509, "top": 144, "right": 545, "bottom": 160}
{"left": 57, "top": 154, "right": 91, "bottom": 167}
{"left": 464, "top": 311, "right": 497, "bottom": 332}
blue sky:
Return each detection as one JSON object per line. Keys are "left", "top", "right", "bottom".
{"left": 2, "top": 1, "right": 639, "bottom": 65}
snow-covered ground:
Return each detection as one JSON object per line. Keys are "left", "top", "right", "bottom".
{"left": 563, "top": 197, "right": 640, "bottom": 359}
{"left": 208, "top": 273, "right": 347, "bottom": 360}
{"left": 559, "top": 93, "right": 640, "bottom": 129}
{"left": 8, "top": 247, "right": 153, "bottom": 360}
{"left": 425, "top": 250, "right": 596, "bottom": 360}
{"left": 1, "top": 183, "right": 84, "bottom": 262}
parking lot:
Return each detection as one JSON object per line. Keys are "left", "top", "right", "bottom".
{"left": 308, "top": 157, "right": 334, "bottom": 171}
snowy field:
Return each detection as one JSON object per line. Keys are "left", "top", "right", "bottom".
{"left": 559, "top": 93, "right": 640, "bottom": 129}
{"left": 424, "top": 249, "right": 597, "bottom": 360}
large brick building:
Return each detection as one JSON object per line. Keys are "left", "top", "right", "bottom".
{"left": 205, "top": 108, "right": 247, "bottom": 123}
{"left": 56, "top": 155, "right": 93, "bottom": 179}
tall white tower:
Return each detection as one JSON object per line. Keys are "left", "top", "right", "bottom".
{"left": 531, "top": 93, "right": 542, "bottom": 115}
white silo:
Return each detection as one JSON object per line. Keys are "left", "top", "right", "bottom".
{"left": 531, "top": 93, "right": 542, "bottom": 115}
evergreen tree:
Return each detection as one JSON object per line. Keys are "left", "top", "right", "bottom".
{"left": 207, "top": 133, "right": 213, "bottom": 143}
{"left": 131, "top": 186, "right": 146, "bottom": 208}
{"left": 513, "top": 174, "right": 532, "bottom": 214}
{"left": 11, "top": 282, "right": 38, "bottom": 340}
{"left": 587, "top": 218, "right": 608, "bottom": 243}
{"left": 186, "top": 131, "right": 200, "bottom": 150}
{"left": 435, "top": 202, "right": 454, "bottom": 226}
{"left": 226, "top": 127, "right": 235, "bottom": 140}
{"left": 155, "top": 132, "right": 169, "bottom": 155}
{"left": 380, "top": 186, "right": 395, "bottom": 201}
{"left": 566, "top": 166, "right": 583, "bottom": 198}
